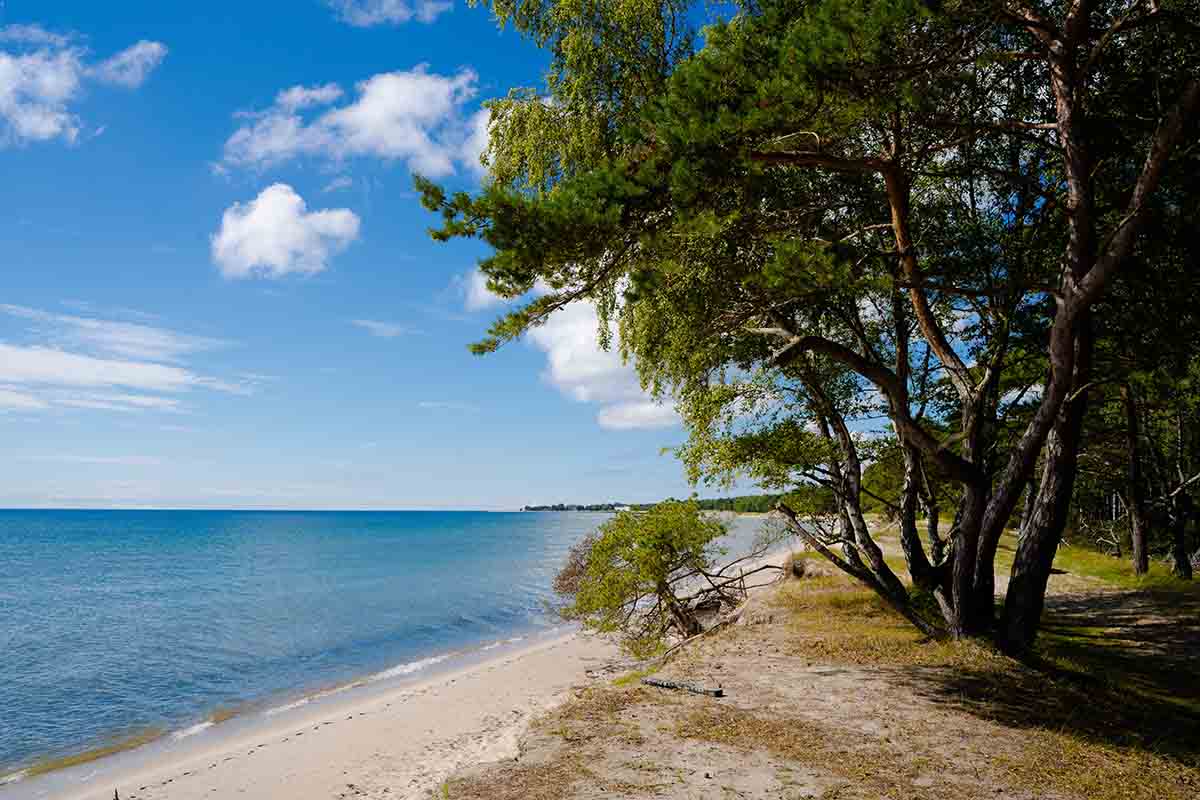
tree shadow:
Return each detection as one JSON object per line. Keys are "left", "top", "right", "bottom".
{"left": 890, "top": 588, "right": 1200, "bottom": 768}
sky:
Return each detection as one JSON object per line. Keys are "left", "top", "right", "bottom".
{"left": 0, "top": 0, "right": 713, "bottom": 510}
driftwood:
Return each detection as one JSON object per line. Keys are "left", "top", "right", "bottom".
{"left": 641, "top": 677, "right": 724, "bottom": 697}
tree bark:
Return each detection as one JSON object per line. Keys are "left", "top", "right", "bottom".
{"left": 900, "top": 445, "right": 939, "bottom": 591}
{"left": 1171, "top": 493, "right": 1193, "bottom": 580}
{"left": 1000, "top": 317, "right": 1093, "bottom": 651}
{"left": 1123, "top": 384, "right": 1152, "bottom": 575}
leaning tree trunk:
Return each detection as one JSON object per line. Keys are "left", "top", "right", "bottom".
{"left": 660, "top": 582, "right": 703, "bottom": 638}
{"left": 1001, "top": 319, "right": 1092, "bottom": 651}
{"left": 1122, "top": 384, "right": 1152, "bottom": 575}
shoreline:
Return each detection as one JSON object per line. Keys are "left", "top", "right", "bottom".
{"left": 3, "top": 629, "right": 622, "bottom": 800}
{"left": 1, "top": 525, "right": 787, "bottom": 799}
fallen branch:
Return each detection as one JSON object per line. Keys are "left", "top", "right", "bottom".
{"left": 642, "top": 677, "right": 724, "bottom": 697}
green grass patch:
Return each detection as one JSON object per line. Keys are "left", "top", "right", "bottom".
{"left": 611, "top": 664, "right": 660, "bottom": 687}
{"left": 1053, "top": 543, "right": 1200, "bottom": 593}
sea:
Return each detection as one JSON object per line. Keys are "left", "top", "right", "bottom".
{"left": 0, "top": 509, "right": 771, "bottom": 787}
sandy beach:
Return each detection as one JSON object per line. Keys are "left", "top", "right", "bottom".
{"left": 11, "top": 632, "right": 620, "bottom": 800}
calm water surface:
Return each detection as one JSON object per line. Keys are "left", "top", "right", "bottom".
{"left": 0, "top": 509, "right": 767, "bottom": 776}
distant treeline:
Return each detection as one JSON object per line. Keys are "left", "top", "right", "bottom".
{"left": 522, "top": 490, "right": 831, "bottom": 514}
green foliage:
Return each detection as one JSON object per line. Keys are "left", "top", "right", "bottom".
{"left": 553, "top": 500, "right": 727, "bottom": 656}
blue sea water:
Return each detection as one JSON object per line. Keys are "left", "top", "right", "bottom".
{"left": 0, "top": 509, "right": 767, "bottom": 779}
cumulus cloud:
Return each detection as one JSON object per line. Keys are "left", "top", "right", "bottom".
{"left": 211, "top": 184, "right": 361, "bottom": 279}
{"left": 462, "top": 268, "right": 506, "bottom": 311}
{"left": 90, "top": 40, "right": 168, "bottom": 88}
{"left": 221, "top": 65, "right": 481, "bottom": 177}
{"left": 460, "top": 107, "right": 491, "bottom": 174}
{"left": 597, "top": 401, "right": 680, "bottom": 430}
{"left": 327, "top": 0, "right": 452, "bottom": 26}
{"left": 0, "top": 25, "right": 166, "bottom": 145}
{"left": 526, "top": 301, "right": 678, "bottom": 431}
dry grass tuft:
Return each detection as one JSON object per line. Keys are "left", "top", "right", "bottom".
{"left": 675, "top": 703, "right": 952, "bottom": 799}
{"left": 442, "top": 752, "right": 594, "bottom": 800}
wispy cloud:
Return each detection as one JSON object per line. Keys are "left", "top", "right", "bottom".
{"left": 0, "top": 305, "right": 254, "bottom": 414}
{"left": 417, "top": 400, "right": 479, "bottom": 413}
{"left": 326, "top": 0, "right": 452, "bottom": 27}
{"left": 27, "top": 454, "right": 163, "bottom": 466}
{"left": 0, "top": 304, "right": 229, "bottom": 362}
{"left": 351, "top": 319, "right": 414, "bottom": 338}
{"left": 89, "top": 40, "right": 168, "bottom": 88}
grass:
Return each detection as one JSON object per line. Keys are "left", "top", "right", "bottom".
{"left": 1053, "top": 542, "right": 1200, "bottom": 593}
{"left": 773, "top": 565, "right": 1200, "bottom": 800}
{"left": 675, "top": 703, "right": 955, "bottom": 800}
{"left": 611, "top": 664, "right": 660, "bottom": 687}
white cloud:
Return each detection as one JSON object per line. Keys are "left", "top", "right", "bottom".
{"left": 0, "top": 26, "right": 166, "bottom": 145}
{"left": 0, "top": 304, "right": 228, "bottom": 362}
{"left": 351, "top": 319, "right": 410, "bottom": 338}
{"left": 90, "top": 40, "right": 167, "bottom": 88}
{"left": 323, "top": 175, "right": 353, "bottom": 193}
{"left": 526, "top": 301, "right": 678, "bottom": 430}
{"left": 0, "top": 45, "right": 85, "bottom": 143}
{"left": 211, "top": 183, "right": 361, "bottom": 278}
{"left": 327, "top": 0, "right": 452, "bottom": 26}
{"left": 221, "top": 65, "right": 480, "bottom": 177}
{"left": 597, "top": 401, "right": 680, "bottom": 430}
{"left": 0, "top": 24, "right": 71, "bottom": 47}
{"left": 460, "top": 106, "right": 490, "bottom": 174}
{"left": 275, "top": 82, "right": 343, "bottom": 111}
{"left": 0, "top": 387, "right": 47, "bottom": 410}
{"left": 1, "top": 344, "right": 210, "bottom": 392}
{"left": 463, "top": 268, "right": 506, "bottom": 311}
{"left": 0, "top": 304, "right": 254, "bottom": 414}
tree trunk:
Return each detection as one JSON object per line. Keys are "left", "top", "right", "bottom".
{"left": 661, "top": 582, "right": 702, "bottom": 638}
{"left": 1123, "top": 384, "right": 1152, "bottom": 575}
{"left": 899, "top": 445, "right": 938, "bottom": 590}
{"left": 1171, "top": 494, "right": 1193, "bottom": 580}
{"left": 949, "top": 484, "right": 988, "bottom": 637}
{"left": 1000, "top": 318, "right": 1092, "bottom": 651}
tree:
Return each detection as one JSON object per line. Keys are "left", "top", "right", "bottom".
{"left": 553, "top": 500, "right": 781, "bottom": 656}
{"left": 424, "top": 0, "right": 1200, "bottom": 648}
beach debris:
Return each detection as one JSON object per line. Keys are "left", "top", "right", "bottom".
{"left": 641, "top": 677, "right": 724, "bottom": 697}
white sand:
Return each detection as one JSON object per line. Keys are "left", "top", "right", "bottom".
{"left": 37, "top": 633, "right": 619, "bottom": 800}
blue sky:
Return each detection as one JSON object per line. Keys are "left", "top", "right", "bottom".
{"left": 0, "top": 0, "right": 710, "bottom": 509}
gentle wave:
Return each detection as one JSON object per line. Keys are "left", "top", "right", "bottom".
{"left": 369, "top": 653, "right": 453, "bottom": 682}
{"left": 0, "top": 770, "right": 28, "bottom": 785}
{"left": 171, "top": 721, "right": 214, "bottom": 741}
